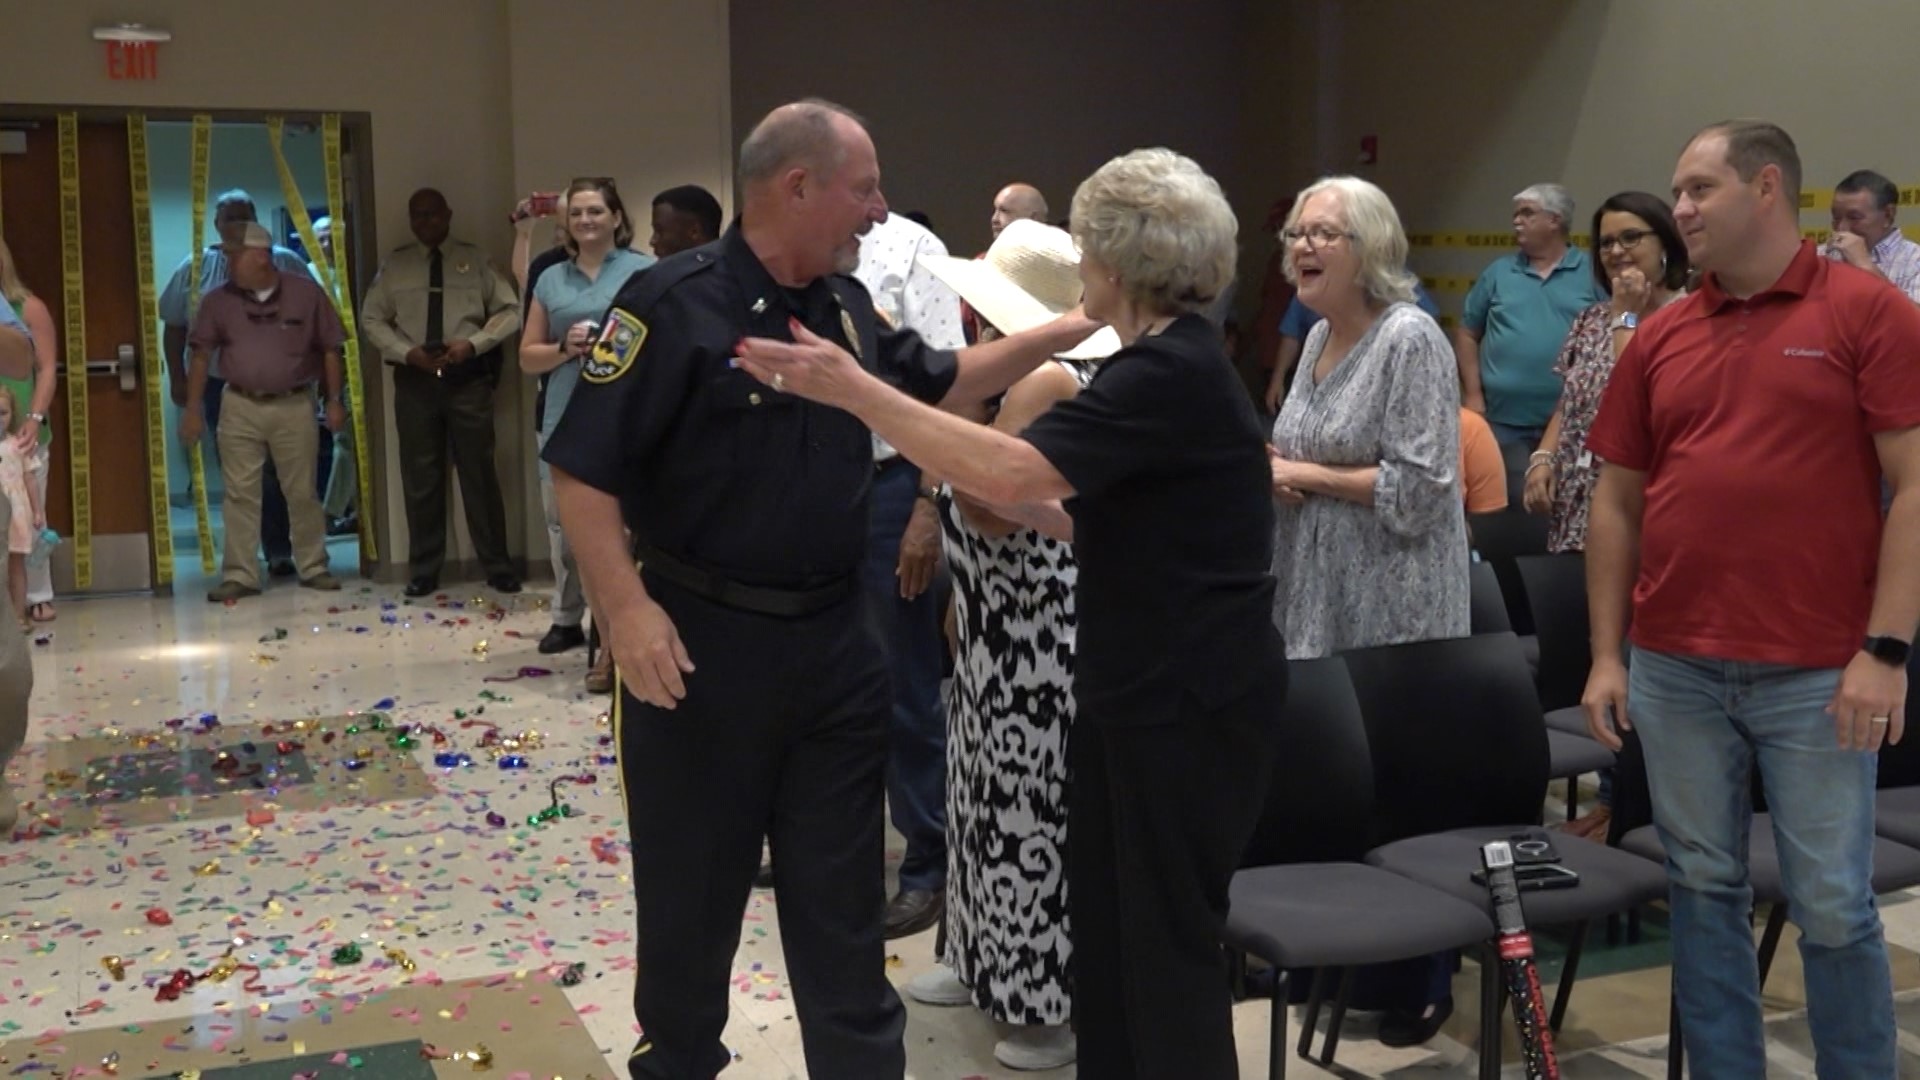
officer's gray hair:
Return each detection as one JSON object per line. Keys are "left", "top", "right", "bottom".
{"left": 738, "top": 99, "right": 867, "bottom": 190}
{"left": 1513, "top": 183, "right": 1574, "bottom": 234}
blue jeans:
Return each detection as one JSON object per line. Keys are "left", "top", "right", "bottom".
{"left": 861, "top": 461, "right": 947, "bottom": 894}
{"left": 1629, "top": 648, "right": 1893, "bottom": 1079}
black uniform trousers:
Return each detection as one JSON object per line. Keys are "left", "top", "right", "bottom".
{"left": 619, "top": 571, "right": 906, "bottom": 1080}
{"left": 1070, "top": 664, "right": 1288, "bottom": 1080}
{"left": 391, "top": 366, "right": 513, "bottom": 580}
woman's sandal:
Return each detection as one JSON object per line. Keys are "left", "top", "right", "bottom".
{"left": 27, "top": 602, "right": 53, "bottom": 623}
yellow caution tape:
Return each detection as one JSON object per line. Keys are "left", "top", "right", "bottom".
{"left": 184, "top": 115, "right": 216, "bottom": 574}
{"left": 126, "top": 115, "right": 174, "bottom": 587}
{"left": 264, "top": 116, "right": 375, "bottom": 559}
{"left": 323, "top": 116, "right": 375, "bottom": 559}
{"left": 56, "top": 115, "right": 91, "bottom": 589}
{"left": 1407, "top": 232, "right": 1592, "bottom": 251}
{"left": 1418, "top": 275, "right": 1478, "bottom": 295}
{"left": 1796, "top": 187, "right": 1920, "bottom": 212}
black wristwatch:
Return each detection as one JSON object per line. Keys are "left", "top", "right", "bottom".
{"left": 1863, "top": 635, "right": 1911, "bottom": 666}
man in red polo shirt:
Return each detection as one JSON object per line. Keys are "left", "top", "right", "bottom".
{"left": 1583, "top": 120, "right": 1920, "bottom": 1077}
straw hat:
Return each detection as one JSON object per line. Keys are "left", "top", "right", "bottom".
{"left": 918, "top": 219, "right": 1121, "bottom": 360}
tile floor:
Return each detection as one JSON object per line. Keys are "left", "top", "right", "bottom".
{"left": 5, "top": 565, "right": 1920, "bottom": 1078}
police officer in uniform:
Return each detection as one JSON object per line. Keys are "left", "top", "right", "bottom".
{"left": 543, "top": 100, "right": 1099, "bottom": 1080}
{"left": 362, "top": 188, "right": 523, "bottom": 597}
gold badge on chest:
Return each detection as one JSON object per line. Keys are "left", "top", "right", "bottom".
{"left": 840, "top": 308, "right": 862, "bottom": 361}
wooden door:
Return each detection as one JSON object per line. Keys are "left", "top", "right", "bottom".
{"left": 0, "top": 118, "right": 156, "bottom": 593}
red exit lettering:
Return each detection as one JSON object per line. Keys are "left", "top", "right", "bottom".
{"left": 105, "top": 41, "right": 160, "bottom": 81}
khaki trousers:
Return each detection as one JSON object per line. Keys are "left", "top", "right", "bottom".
{"left": 217, "top": 391, "right": 328, "bottom": 587}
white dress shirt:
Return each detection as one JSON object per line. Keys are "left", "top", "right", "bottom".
{"left": 852, "top": 214, "right": 965, "bottom": 462}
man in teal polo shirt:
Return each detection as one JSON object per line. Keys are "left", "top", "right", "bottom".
{"left": 1456, "top": 183, "right": 1607, "bottom": 446}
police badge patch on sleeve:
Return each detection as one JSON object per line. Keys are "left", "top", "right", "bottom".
{"left": 583, "top": 308, "right": 648, "bottom": 383}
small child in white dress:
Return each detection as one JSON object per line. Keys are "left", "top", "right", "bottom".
{"left": 0, "top": 388, "right": 44, "bottom": 631}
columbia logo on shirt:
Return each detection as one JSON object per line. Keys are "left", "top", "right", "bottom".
{"left": 1782, "top": 347, "right": 1828, "bottom": 359}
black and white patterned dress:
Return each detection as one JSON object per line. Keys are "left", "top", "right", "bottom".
{"left": 937, "top": 363, "right": 1086, "bottom": 1026}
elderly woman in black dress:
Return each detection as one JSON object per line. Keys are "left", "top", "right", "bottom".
{"left": 736, "top": 147, "right": 1286, "bottom": 1079}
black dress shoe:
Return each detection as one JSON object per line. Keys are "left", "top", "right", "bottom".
{"left": 488, "top": 573, "right": 523, "bottom": 594}
{"left": 538, "top": 624, "right": 587, "bottom": 654}
{"left": 268, "top": 558, "right": 298, "bottom": 579}
{"left": 326, "top": 515, "right": 358, "bottom": 537}
{"left": 403, "top": 575, "right": 438, "bottom": 598}
{"left": 883, "top": 888, "right": 944, "bottom": 939}
{"left": 1378, "top": 996, "right": 1454, "bottom": 1047}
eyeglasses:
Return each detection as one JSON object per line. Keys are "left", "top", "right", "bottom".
{"left": 1597, "top": 229, "right": 1654, "bottom": 254}
{"left": 1280, "top": 225, "right": 1354, "bottom": 248}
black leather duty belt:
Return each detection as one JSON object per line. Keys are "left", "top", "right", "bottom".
{"left": 637, "top": 545, "right": 851, "bottom": 618}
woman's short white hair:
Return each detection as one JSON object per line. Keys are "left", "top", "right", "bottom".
{"left": 1513, "top": 183, "right": 1575, "bottom": 233}
{"left": 1070, "top": 148, "right": 1238, "bottom": 316}
{"left": 1281, "top": 176, "right": 1419, "bottom": 307}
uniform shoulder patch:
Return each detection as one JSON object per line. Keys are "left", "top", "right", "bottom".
{"left": 583, "top": 308, "right": 647, "bottom": 383}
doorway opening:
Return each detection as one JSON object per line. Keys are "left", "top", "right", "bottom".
{"left": 0, "top": 107, "right": 380, "bottom": 602}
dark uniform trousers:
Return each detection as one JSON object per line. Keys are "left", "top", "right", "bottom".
{"left": 620, "top": 571, "right": 906, "bottom": 1080}
{"left": 1070, "top": 665, "right": 1288, "bottom": 1080}
{"left": 391, "top": 366, "right": 514, "bottom": 580}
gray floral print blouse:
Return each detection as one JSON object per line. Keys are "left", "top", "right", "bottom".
{"left": 1269, "top": 302, "right": 1470, "bottom": 659}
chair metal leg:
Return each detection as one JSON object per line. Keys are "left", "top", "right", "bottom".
{"left": 1319, "top": 967, "right": 1355, "bottom": 1068}
{"left": 1297, "top": 967, "right": 1327, "bottom": 1059}
{"left": 1666, "top": 978, "right": 1684, "bottom": 1080}
{"left": 1567, "top": 776, "right": 1580, "bottom": 821}
{"left": 1269, "top": 971, "right": 1288, "bottom": 1080}
{"left": 1756, "top": 902, "right": 1789, "bottom": 992}
{"left": 1548, "top": 919, "right": 1588, "bottom": 1033}
{"left": 1226, "top": 947, "right": 1248, "bottom": 1001}
{"left": 1479, "top": 944, "right": 1504, "bottom": 1080}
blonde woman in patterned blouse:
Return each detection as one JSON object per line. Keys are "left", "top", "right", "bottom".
{"left": 1522, "top": 192, "right": 1690, "bottom": 552}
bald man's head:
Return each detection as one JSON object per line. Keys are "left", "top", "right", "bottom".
{"left": 990, "top": 183, "right": 1049, "bottom": 238}
{"left": 736, "top": 99, "right": 889, "bottom": 280}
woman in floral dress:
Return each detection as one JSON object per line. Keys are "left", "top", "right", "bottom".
{"left": 1524, "top": 192, "right": 1691, "bottom": 552}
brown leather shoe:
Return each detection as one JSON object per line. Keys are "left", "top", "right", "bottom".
{"left": 585, "top": 654, "right": 615, "bottom": 695}
{"left": 1559, "top": 806, "right": 1612, "bottom": 844}
{"left": 883, "top": 889, "right": 944, "bottom": 939}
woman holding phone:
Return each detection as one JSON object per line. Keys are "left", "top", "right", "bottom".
{"left": 519, "top": 177, "right": 654, "bottom": 693}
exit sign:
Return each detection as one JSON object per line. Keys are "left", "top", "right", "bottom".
{"left": 105, "top": 41, "right": 160, "bottom": 81}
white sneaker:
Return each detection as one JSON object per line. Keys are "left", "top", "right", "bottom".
{"left": 995, "top": 1024, "right": 1076, "bottom": 1071}
{"left": 905, "top": 964, "right": 972, "bottom": 1006}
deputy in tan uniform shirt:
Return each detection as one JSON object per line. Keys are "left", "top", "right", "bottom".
{"left": 362, "top": 188, "right": 522, "bottom": 597}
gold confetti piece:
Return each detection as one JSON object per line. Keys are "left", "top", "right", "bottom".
{"left": 206, "top": 952, "right": 240, "bottom": 983}
{"left": 100, "top": 955, "right": 126, "bottom": 981}
{"left": 294, "top": 1040, "right": 306, "bottom": 1054}
{"left": 467, "top": 1043, "right": 493, "bottom": 1070}
{"left": 385, "top": 946, "right": 416, "bottom": 974}
{"left": 194, "top": 860, "right": 221, "bottom": 876}
{"left": 472, "top": 639, "right": 490, "bottom": 656}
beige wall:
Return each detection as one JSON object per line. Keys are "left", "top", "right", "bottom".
{"left": 729, "top": 0, "right": 1245, "bottom": 261}
{"left": 0, "top": 0, "right": 731, "bottom": 583}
